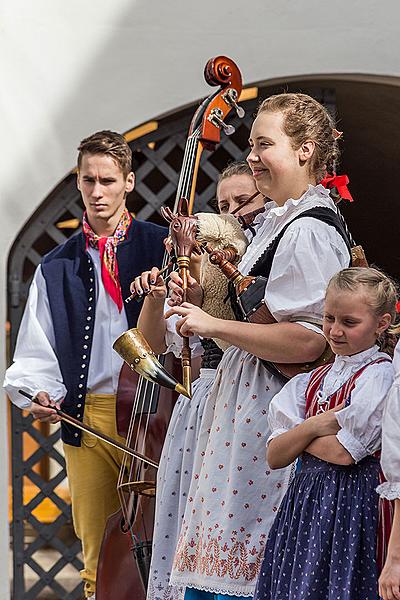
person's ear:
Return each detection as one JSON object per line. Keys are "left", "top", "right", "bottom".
{"left": 125, "top": 172, "right": 135, "bottom": 193}
{"left": 376, "top": 313, "right": 392, "bottom": 335}
{"left": 298, "top": 140, "right": 315, "bottom": 162}
{"left": 76, "top": 171, "right": 81, "bottom": 191}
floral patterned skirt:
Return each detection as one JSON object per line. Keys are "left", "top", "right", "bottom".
{"left": 147, "top": 370, "right": 216, "bottom": 600}
{"left": 170, "top": 346, "right": 290, "bottom": 597}
{"left": 254, "top": 453, "right": 380, "bottom": 600}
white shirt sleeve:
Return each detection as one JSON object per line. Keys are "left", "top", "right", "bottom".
{"left": 3, "top": 266, "right": 67, "bottom": 409}
{"left": 334, "top": 360, "right": 394, "bottom": 463}
{"left": 377, "top": 341, "right": 400, "bottom": 499}
{"left": 164, "top": 299, "right": 203, "bottom": 359}
{"left": 265, "top": 218, "right": 349, "bottom": 328}
{"left": 267, "top": 372, "right": 311, "bottom": 443}
{"left": 393, "top": 340, "right": 400, "bottom": 383}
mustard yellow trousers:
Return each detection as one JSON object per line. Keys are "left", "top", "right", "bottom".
{"left": 63, "top": 394, "right": 127, "bottom": 598}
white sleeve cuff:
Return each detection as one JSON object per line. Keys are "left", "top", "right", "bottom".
{"left": 164, "top": 329, "right": 203, "bottom": 359}
{"left": 376, "top": 482, "right": 400, "bottom": 500}
{"left": 266, "top": 428, "right": 289, "bottom": 445}
{"left": 32, "top": 385, "right": 66, "bottom": 404}
{"left": 4, "top": 381, "right": 66, "bottom": 410}
{"left": 336, "top": 428, "right": 368, "bottom": 463}
{"left": 296, "top": 321, "right": 325, "bottom": 336}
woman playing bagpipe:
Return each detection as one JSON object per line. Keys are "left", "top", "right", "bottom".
{"left": 164, "top": 93, "right": 353, "bottom": 600}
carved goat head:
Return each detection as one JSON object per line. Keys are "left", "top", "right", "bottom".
{"left": 161, "top": 197, "right": 198, "bottom": 258}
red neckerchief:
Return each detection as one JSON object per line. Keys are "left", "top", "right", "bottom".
{"left": 82, "top": 209, "right": 132, "bottom": 312}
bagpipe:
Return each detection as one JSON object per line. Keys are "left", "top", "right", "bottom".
{"left": 113, "top": 56, "right": 247, "bottom": 399}
{"left": 116, "top": 180, "right": 367, "bottom": 387}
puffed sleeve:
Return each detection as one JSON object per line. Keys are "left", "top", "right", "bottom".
{"left": 393, "top": 340, "right": 400, "bottom": 383}
{"left": 267, "top": 371, "right": 311, "bottom": 443}
{"left": 265, "top": 217, "right": 350, "bottom": 329}
{"left": 334, "top": 360, "right": 394, "bottom": 463}
{"left": 3, "top": 266, "right": 67, "bottom": 409}
{"left": 377, "top": 342, "right": 400, "bottom": 499}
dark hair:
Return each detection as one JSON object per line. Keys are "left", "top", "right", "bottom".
{"left": 217, "top": 160, "right": 253, "bottom": 184}
{"left": 77, "top": 130, "right": 132, "bottom": 178}
{"left": 257, "top": 93, "right": 339, "bottom": 180}
{"left": 209, "top": 161, "right": 254, "bottom": 211}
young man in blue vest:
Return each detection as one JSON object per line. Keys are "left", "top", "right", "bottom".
{"left": 4, "top": 130, "right": 167, "bottom": 599}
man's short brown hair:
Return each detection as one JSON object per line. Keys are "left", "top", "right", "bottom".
{"left": 77, "top": 130, "right": 133, "bottom": 178}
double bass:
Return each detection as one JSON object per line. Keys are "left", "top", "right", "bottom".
{"left": 96, "top": 56, "right": 245, "bottom": 599}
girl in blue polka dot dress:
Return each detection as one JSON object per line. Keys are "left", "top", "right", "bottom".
{"left": 254, "top": 267, "right": 396, "bottom": 600}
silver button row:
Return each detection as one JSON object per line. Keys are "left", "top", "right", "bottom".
{"left": 75, "top": 258, "right": 95, "bottom": 428}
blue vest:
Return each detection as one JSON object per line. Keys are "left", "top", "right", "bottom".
{"left": 41, "top": 218, "right": 167, "bottom": 445}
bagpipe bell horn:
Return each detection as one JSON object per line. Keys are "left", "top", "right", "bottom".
{"left": 113, "top": 328, "right": 191, "bottom": 398}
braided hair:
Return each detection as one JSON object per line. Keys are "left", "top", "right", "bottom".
{"left": 257, "top": 93, "right": 339, "bottom": 181}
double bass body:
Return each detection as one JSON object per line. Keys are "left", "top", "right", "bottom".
{"left": 96, "top": 356, "right": 179, "bottom": 600}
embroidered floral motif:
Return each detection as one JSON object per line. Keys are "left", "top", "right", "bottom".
{"left": 169, "top": 347, "right": 290, "bottom": 595}
{"left": 173, "top": 531, "right": 265, "bottom": 582}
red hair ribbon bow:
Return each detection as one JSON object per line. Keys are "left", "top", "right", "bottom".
{"left": 396, "top": 301, "right": 400, "bottom": 314}
{"left": 320, "top": 173, "right": 353, "bottom": 202}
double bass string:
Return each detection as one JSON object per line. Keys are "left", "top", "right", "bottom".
{"left": 138, "top": 130, "right": 202, "bottom": 464}
{"left": 137, "top": 127, "right": 202, "bottom": 460}
{"left": 175, "top": 128, "right": 201, "bottom": 206}
{"left": 130, "top": 127, "right": 204, "bottom": 543}
{"left": 117, "top": 374, "right": 145, "bottom": 528}
{"left": 175, "top": 134, "right": 192, "bottom": 205}
{"left": 120, "top": 377, "right": 155, "bottom": 548}
{"left": 116, "top": 124, "right": 203, "bottom": 547}
{"left": 118, "top": 373, "right": 152, "bottom": 509}
{"left": 180, "top": 130, "right": 201, "bottom": 202}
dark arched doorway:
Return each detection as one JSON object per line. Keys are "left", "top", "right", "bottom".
{"left": 259, "top": 74, "right": 400, "bottom": 279}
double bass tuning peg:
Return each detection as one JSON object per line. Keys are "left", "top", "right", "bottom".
{"left": 223, "top": 88, "right": 245, "bottom": 119}
{"left": 208, "top": 108, "right": 235, "bottom": 136}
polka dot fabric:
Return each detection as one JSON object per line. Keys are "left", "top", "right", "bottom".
{"left": 254, "top": 454, "right": 380, "bottom": 600}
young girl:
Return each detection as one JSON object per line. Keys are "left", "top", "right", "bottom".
{"left": 166, "top": 93, "right": 352, "bottom": 599}
{"left": 131, "top": 162, "right": 265, "bottom": 600}
{"left": 378, "top": 335, "right": 400, "bottom": 600}
{"left": 254, "top": 267, "right": 396, "bottom": 600}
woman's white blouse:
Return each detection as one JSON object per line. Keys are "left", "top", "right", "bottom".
{"left": 267, "top": 345, "right": 394, "bottom": 464}
{"left": 239, "top": 185, "right": 350, "bottom": 334}
{"left": 377, "top": 340, "right": 400, "bottom": 499}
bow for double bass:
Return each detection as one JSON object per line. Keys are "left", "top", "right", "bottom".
{"left": 18, "top": 389, "right": 158, "bottom": 468}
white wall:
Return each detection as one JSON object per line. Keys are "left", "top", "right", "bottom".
{"left": 1, "top": 0, "right": 400, "bottom": 595}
